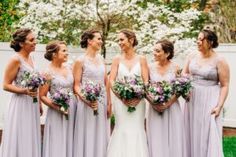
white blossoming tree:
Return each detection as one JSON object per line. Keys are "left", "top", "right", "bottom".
{"left": 17, "top": 0, "right": 202, "bottom": 58}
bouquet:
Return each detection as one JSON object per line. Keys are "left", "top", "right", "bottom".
{"left": 51, "top": 88, "right": 72, "bottom": 120}
{"left": 21, "top": 71, "right": 47, "bottom": 103}
{"left": 145, "top": 81, "right": 173, "bottom": 105}
{"left": 171, "top": 74, "right": 192, "bottom": 101}
{"left": 112, "top": 75, "right": 145, "bottom": 113}
{"left": 81, "top": 80, "right": 102, "bottom": 115}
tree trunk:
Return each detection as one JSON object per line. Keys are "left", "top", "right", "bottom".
{"left": 199, "top": 0, "right": 207, "bottom": 10}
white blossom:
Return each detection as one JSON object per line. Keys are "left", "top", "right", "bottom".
{"left": 16, "top": 0, "right": 202, "bottom": 59}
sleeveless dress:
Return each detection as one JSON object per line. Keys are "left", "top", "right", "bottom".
{"left": 73, "top": 55, "right": 109, "bottom": 157}
{"left": 147, "top": 62, "right": 186, "bottom": 157}
{"left": 185, "top": 54, "right": 224, "bottom": 157}
{"left": 107, "top": 60, "right": 149, "bottom": 157}
{"left": 0, "top": 54, "right": 41, "bottom": 157}
{"left": 42, "top": 66, "right": 77, "bottom": 157}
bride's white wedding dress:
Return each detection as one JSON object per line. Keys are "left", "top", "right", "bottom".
{"left": 107, "top": 60, "right": 149, "bottom": 157}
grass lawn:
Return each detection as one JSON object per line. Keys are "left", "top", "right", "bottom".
{"left": 224, "top": 136, "right": 236, "bottom": 157}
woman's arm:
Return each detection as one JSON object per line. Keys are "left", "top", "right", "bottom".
{"left": 73, "top": 59, "right": 83, "bottom": 97}
{"left": 105, "top": 69, "right": 112, "bottom": 118}
{"left": 3, "top": 56, "right": 35, "bottom": 97}
{"left": 211, "top": 57, "right": 230, "bottom": 117}
{"left": 140, "top": 55, "right": 149, "bottom": 85}
{"left": 182, "top": 53, "right": 195, "bottom": 75}
{"left": 39, "top": 79, "right": 60, "bottom": 111}
{"left": 73, "top": 59, "right": 97, "bottom": 109}
{"left": 109, "top": 56, "right": 119, "bottom": 88}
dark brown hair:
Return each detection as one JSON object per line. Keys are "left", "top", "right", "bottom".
{"left": 156, "top": 39, "right": 174, "bottom": 60}
{"left": 201, "top": 29, "right": 219, "bottom": 48}
{"left": 119, "top": 29, "right": 138, "bottom": 47}
{"left": 10, "top": 28, "right": 32, "bottom": 52}
{"left": 80, "top": 29, "right": 101, "bottom": 48}
{"left": 44, "top": 40, "right": 66, "bottom": 61}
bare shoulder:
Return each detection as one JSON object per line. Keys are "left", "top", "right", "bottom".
{"left": 138, "top": 54, "right": 147, "bottom": 64}
{"left": 215, "top": 54, "right": 228, "bottom": 66}
{"left": 74, "top": 55, "right": 84, "bottom": 66}
{"left": 111, "top": 55, "right": 121, "bottom": 65}
{"left": 7, "top": 55, "right": 21, "bottom": 67}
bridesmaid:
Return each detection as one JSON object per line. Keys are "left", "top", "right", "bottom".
{"left": 40, "top": 41, "right": 77, "bottom": 157}
{"left": 73, "top": 29, "right": 111, "bottom": 157}
{"left": 182, "top": 29, "right": 230, "bottom": 157}
{"left": 146, "top": 40, "right": 186, "bottom": 157}
{"left": 0, "top": 28, "right": 41, "bottom": 157}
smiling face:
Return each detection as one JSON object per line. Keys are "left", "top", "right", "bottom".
{"left": 118, "top": 32, "right": 133, "bottom": 52}
{"left": 197, "top": 32, "right": 211, "bottom": 52}
{"left": 54, "top": 44, "right": 68, "bottom": 63}
{"left": 88, "top": 32, "right": 103, "bottom": 51}
{"left": 21, "top": 33, "right": 37, "bottom": 53}
{"left": 153, "top": 43, "right": 169, "bottom": 62}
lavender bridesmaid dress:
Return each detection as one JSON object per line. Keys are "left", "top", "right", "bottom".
{"left": 0, "top": 54, "right": 41, "bottom": 157}
{"left": 147, "top": 62, "right": 186, "bottom": 157}
{"left": 42, "top": 66, "right": 77, "bottom": 157}
{"left": 186, "top": 54, "right": 224, "bottom": 157}
{"left": 73, "top": 55, "right": 109, "bottom": 157}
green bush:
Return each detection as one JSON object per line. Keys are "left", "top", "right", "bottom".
{"left": 0, "top": 0, "right": 21, "bottom": 42}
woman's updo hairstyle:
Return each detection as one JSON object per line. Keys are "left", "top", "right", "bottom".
{"left": 156, "top": 39, "right": 174, "bottom": 60}
{"left": 44, "top": 41, "right": 66, "bottom": 61}
{"left": 10, "top": 28, "right": 32, "bottom": 52}
{"left": 80, "top": 29, "right": 101, "bottom": 48}
{"left": 201, "top": 29, "right": 219, "bottom": 48}
{"left": 119, "top": 29, "right": 138, "bottom": 47}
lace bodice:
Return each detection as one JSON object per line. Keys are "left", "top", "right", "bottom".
{"left": 189, "top": 54, "right": 219, "bottom": 86}
{"left": 79, "top": 55, "right": 105, "bottom": 85}
{"left": 149, "top": 62, "right": 176, "bottom": 82}
{"left": 46, "top": 66, "right": 74, "bottom": 96}
{"left": 78, "top": 54, "right": 106, "bottom": 102}
{"left": 14, "top": 54, "right": 36, "bottom": 87}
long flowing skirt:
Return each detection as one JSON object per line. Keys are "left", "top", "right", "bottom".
{"left": 147, "top": 101, "right": 186, "bottom": 157}
{"left": 185, "top": 84, "right": 223, "bottom": 157}
{"left": 73, "top": 98, "right": 109, "bottom": 157}
{"left": 0, "top": 94, "right": 41, "bottom": 157}
{"left": 42, "top": 98, "right": 77, "bottom": 157}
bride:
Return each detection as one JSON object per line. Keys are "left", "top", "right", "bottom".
{"left": 107, "top": 29, "right": 149, "bottom": 157}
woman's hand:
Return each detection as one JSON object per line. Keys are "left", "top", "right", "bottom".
{"left": 211, "top": 106, "right": 222, "bottom": 117}
{"left": 107, "top": 102, "right": 112, "bottom": 118}
{"left": 56, "top": 105, "right": 69, "bottom": 116}
{"left": 25, "top": 88, "right": 38, "bottom": 98}
{"left": 151, "top": 101, "right": 172, "bottom": 113}
{"left": 151, "top": 104, "right": 164, "bottom": 113}
{"left": 122, "top": 98, "right": 141, "bottom": 107}
{"left": 75, "top": 92, "right": 98, "bottom": 110}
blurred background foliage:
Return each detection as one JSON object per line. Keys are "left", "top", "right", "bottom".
{"left": 0, "top": 0, "right": 22, "bottom": 42}
{"left": 0, "top": 0, "right": 235, "bottom": 43}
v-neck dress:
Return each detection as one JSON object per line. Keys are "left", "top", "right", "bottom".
{"left": 146, "top": 62, "right": 187, "bottom": 157}
{"left": 73, "top": 55, "right": 109, "bottom": 157}
{"left": 0, "top": 54, "right": 41, "bottom": 157}
{"left": 42, "top": 66, "right": 77, "bottom": 157}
